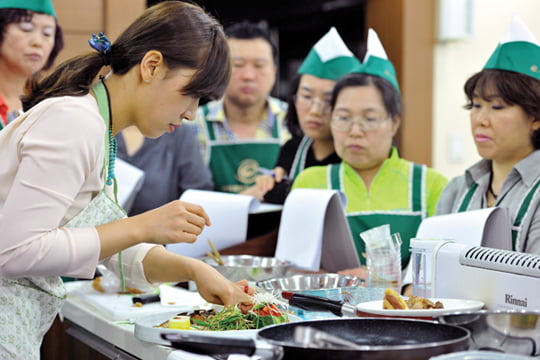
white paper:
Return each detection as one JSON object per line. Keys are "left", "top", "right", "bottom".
{"left": 275, "top": 189, "right": 360, "bottom": 271}
{"left": 115, "top": 158, "right": 145, "bottom": 213}
{"left": 416, "top": 207, "right": 512, "bottom": 250}
{"left": 167, "top": 190, "right": 256, "bottom": 258}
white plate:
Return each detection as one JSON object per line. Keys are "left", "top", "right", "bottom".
{"left": 355, "top": 298, "right": 484, "bottom": 317}
{"left": 134, "top": 308, "right": 302, "bottom": 345}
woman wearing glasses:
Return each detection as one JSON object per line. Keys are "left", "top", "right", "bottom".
{"left": 292, "top": 29, "right": 448, "bottom": 276}
{"left": 247, "top": 27, "right": 361, "bottom": 203}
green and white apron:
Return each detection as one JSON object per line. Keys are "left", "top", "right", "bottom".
{"left": 203, "top": 105, "right": 281, "bottom": 193}
{"left": 0, "top": 82, "right": 126, "bottom": 360}
{"left": 289, "top": 135, "right": 313, "bottom": 180}
{"left": 329, "top": 162, "right": 426, "bottom": 268}
{"left": 456, "top": 177, "right": 540, "bottom": 251}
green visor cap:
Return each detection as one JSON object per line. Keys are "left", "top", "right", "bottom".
{"left": 351, "top": 29, "right": 400, "bottom": 92}
{"left": 298, "top": 27, "right": 361, "bottom": 80}
{"left": 0, "top": 0, "right": 56, "bottom": 17}
{"left": 483, "top": 15, "right": 540, "bottom": 81}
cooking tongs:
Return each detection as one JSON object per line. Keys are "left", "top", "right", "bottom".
{"left": 281, "top": 291, "right": 357, "bottom": 317}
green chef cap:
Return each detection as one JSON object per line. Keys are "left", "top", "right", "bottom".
{"left": 0, "top": 0, "right": 56, "bottom": 17}
{"left": 483, "top": 14, "right": 540, "bottom": 81}
{"left": 298, "top": 27, "right": 361, "bottom": 80}
{"left": 351, "top": 28, "right": 400, "bottom": 92}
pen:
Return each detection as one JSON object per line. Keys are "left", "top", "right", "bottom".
{"left": 257, "top": 167, "right": 291, "bottom": 181}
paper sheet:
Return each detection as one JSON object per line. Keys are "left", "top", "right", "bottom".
{"left": 416, "top": 207, "right": 512, "bottom": 249}
{"left": 166, "top": 190, "right": 273, "bottom": 258}
{"left": 115, "top": 158, "right": 145, "bottom": 213}
{"left": 275, "top": 189, "right": 360, "bottom": 272}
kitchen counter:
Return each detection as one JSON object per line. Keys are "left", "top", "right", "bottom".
{"left": 59, "top": 282, "right": 252, "bottom": 360}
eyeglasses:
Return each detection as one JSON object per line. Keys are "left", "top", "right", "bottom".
{"left": 331, "top": 115, "right": 389, "bottom": 132}
{"left": 294, "top": 94, "right": 332, "bottom": 115}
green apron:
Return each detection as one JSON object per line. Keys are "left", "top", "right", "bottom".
{"left": 289, "top": 135, "right": 312, "bottom": 180}
{"left": 203, "top": 105, "right": 281, "bottom": 193}
{"left": 329, "top": 162, "right": 426, "bottom": 268}
{"left": 456, "top": 178, "right": 540, "bottom": 251}
{"left": 0, "top": 83, "right": 126, "bottom": 359}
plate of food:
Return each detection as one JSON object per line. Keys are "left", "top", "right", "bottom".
{"left": 355, "top": 289, "right": 484, "bottom": 317}
{"left": 135, "top": 293, "right": 301, "bottom": 345}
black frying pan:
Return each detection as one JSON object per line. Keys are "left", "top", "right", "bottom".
{"left": 162, "top": 317, "right": 471, "bottom": 360}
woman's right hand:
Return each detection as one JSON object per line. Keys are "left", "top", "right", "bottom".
{"left": 134, "top": 200, "right": 211, "bottom": 245}
{"left": 97, "top": 200, "right": 211, "bottom": 260}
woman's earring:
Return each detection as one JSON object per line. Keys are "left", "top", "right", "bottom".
{"left": 144, "top": 79, "right": 150, "bottom": 83}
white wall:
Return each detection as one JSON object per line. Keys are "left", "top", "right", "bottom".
{"left": 432, "top": 0, "right": 540, "bottom": 179}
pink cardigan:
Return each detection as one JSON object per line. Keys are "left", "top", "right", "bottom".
{"left": 0, "top": 94, "right": 156, "bottom": 286}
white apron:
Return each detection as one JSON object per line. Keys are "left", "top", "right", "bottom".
{"left": 0, "top": 82, "right": 126, "bottom": 360}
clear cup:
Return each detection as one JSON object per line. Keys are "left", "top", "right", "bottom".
{"left": 362, "top": 227, "right": 402, "bottom": 293}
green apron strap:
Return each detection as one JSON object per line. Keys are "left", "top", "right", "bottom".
{"left": 329, "top": 163, "right": 341, "bottom": 191}
{"left": 92, "top": 81, "right": 112, "bottom": 182}
{"left": 92, "top": 81, "right": 126, "bottom": 292}
{"left": 289, "top": 136, "right": 312, "bottom": 179}
{"left": 411, "top": 163, "right": 423, "bottom": 213}
{"left": 457, "top": 182, "right": 479, "bottom": 212}
{"left": 511, "top": 177, "right": 540, "bottom": 250}
{"left": 203, "top": 104, "right": 217, "bottom": 141}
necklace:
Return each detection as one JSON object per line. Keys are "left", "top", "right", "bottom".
{"left": 488, "top": 183, "right": 498, "bottom": 199}
{"left": 99, "top": 77, "right": 117, "bottom": 186}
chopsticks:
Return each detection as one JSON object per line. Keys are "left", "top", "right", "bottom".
{"left": 206, "top": 239, "right": 224, "bottom": 265}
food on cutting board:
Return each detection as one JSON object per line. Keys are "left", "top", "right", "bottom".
{"left": 383, "top": 288, "right": 444, "bottom": 310}
{"left": 91, "top": 276, "right": 143, "bottom": 294}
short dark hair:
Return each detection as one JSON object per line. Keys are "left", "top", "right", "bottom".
{"left": 224, "top": 20, "right": 278, "bottom": 64}
{"left": 331, "top": 73, "right": 402, "bottom": 119}
{"left": 464, "top": 69, "right": 540, "bottom": 149}
{"left": 0, "top": 8, "right": 64, "bottom": 70}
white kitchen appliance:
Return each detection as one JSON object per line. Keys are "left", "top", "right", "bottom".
{"left": 421, "top": 241, "right": 540, "bottom": 311}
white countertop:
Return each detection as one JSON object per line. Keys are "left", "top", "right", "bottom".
{"left": 60, "top": 281, "right": 249, "bottom": 360}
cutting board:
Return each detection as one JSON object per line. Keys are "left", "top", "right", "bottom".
{"left": 71, "top": 284, "right": 201, "bottom": 321}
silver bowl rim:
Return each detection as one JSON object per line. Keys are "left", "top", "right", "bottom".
{"left": 200, "top": 254, "right": 294, "bottom": 269}
{"left": 255, "top": 273, "right": 364, "bottom": 290}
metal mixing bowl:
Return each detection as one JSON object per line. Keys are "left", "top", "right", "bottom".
{"left": 200, "top": 255, "right": 293, "bottom": 282}
{"left": 256, "top": 273, "right": 364, "bottom": 292}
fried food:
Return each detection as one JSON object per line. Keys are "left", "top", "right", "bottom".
{"left": 383, "top": 288, "right": 408, "bottom": 309}
{"left": 382, "top": 288, "right": 444, "bottom": 310}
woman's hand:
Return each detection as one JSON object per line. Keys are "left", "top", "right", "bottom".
{"left": 191, "top": 261, "right": 254, "bottom": 308}
{"left": 96, "top": 200, "right": 210, "bottom": 260}
{"left": 132, "top": 200, "right": 211, "bottom": 245}
{"left": 240, "top": 167, "right": 289, "bottom": 201}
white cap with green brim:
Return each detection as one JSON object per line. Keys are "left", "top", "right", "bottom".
{"left": 297, "top": 27, "right": 361, "bottom": 80}
{"left": 483, "top": 14, "right": 540, "bottom": 81}
{"left": 351, "top": 28, "right": 400, "bottom": 92}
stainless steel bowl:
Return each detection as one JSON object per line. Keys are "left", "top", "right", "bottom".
{"left": 256, "top": 273, "right": 363, "bottom": 292}
{"left": 200, "top": 255, "right": 293, "bottom": 282}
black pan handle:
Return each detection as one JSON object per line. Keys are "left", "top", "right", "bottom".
{"left": 161, "top": 332, "right": 283, "bottom": 360}
{"left": 283, "top": 292, "right": 345, "bottom": 317}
